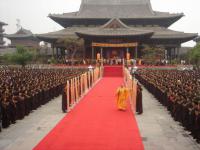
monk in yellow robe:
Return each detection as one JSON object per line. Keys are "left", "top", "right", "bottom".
{"left": 116, "top": 85, "right": 129, "bottom": 110}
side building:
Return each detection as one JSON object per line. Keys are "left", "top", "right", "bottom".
{"left": 0, "top": 21, "right": 8, "bottom": 48}
{"left": 194, "top": 36, "right": 200, "bottom": 44}
{"left": 6, "top": 27, "right": 40, "bottom": 48}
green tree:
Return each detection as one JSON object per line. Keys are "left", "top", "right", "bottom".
{"left": 57, "top": 38, "right": 84, "bottom": 59}
{"left": 3, "top": 45, "right": 36, "bottom": 67}
{"left": 141, "top": 45, "right": 164, "bottom": 64}
{"left": 188, "top": 44, "right": 200, "bottom": 67}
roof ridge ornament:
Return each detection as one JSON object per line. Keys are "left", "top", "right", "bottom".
{"left": 101, "top": 18, "right": 130, "bottom": 29}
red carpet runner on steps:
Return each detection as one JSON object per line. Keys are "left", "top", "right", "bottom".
{"left": 34, "top": 66, "right": 144, "bottom": 150}
{"left": 103, "top": 66, "right": 123, "bottom": 77}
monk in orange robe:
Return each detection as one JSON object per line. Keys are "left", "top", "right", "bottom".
{"left": 116, "top": 85, "right": 129, "bottom": 111}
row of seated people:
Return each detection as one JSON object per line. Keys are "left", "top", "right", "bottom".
{"left": 0, "top": 68, "right": 86, "bottom": 131}
{"left": 135, "top": 69, "right": 200, "bottom": 142}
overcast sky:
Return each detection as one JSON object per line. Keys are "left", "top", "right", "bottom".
{"left": 0, "top": 0, "right": 199, "bottom": 46}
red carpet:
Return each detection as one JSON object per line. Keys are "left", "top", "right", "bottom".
{"left": 104, "top": 66, "right": 123, "bottom": 77}
{"left": 34, "top": 77, "right": 144, "bottom": 150}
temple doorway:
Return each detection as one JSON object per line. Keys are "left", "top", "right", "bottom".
{"left": 91, "top": 42, "right": 138, "bottom": 65}
{"left": 106, "top": 48, "right": 124, "bottom": 59}
{"left": 105, "top": 48, "right": 124, "bottom": 65}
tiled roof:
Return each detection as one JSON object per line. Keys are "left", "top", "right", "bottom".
{"left": 36, "top": 23, "right": 197, "bottom": 42}
{"left": 49, "top": 0, "right": 183, "bottom": 19}
{"left": 5, "top": 28, "right": 38, "bottom": 40}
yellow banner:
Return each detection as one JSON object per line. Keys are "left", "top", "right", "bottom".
{"left": 92, "top": 42, "right": 138, "bottom": 48}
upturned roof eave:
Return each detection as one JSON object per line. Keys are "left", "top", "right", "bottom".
{"left": 151, "top": 33, "right": 198, "bottom": 39}
{"left": 75, "top": 32, "right": 154, "bottom": 38}
{"left": 5, "top": 35, "right": 40, "bottom": 43}
{"left": 0, "top": 21, "right": 8, "bottom": 26}
{"left": 49, "top": 13, "right": 183, "bottom": 20}
{"left": 36, "top": 34, "right": 78, "bottom": 43}
{"left": 5, "top": 34, "right": 38, "bottom": 40}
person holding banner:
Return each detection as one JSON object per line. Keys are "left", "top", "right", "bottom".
{"left": 116, "top": 85, "right": 129, "bottom": 111}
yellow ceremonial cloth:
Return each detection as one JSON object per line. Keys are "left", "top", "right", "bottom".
{"left": 126, "top": 52, "right": 130, "bottom": 60}
{"left": 138, "top": 59, "right": 142, "bottom": 65}
{"left": 97, "top": 53, "right": 101, "bottom": 60}
{"left": 116, "top": 87, "right": 129, "bottom": 110}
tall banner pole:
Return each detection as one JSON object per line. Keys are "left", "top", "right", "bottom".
{"left": 89, "top": 71, "right": 91, "bottom": 88}
{"left": 81, "top": 74, "right": 83, "bottom": 95}
{"left": 74, "top": 77, "right": 76, "bottom": 103}
{"left": 84, "top": 73, "right": 87, "bottom": 91}
{"left": 76, "top": 77, "right": 78, "bottom": 102}
{"left": 70, "top": 79, "right": 72, "bottom": 107}
{"left": 78, "top": 76, "right": 80, "bottom": 97}
{"left": 92, "top": 69, "right": 94, "bottom": 85}
{"left": 70, "top": 79, "right": 73, "bottom": 106}
{"left": 67, "top": 80, "right": 70, "bottom": 111}
{"left": 72, "top": 78, "right": 75, "bottom": 105}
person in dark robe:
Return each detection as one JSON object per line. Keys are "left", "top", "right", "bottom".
{"left": 62, "top": 84, "right": 68, "bottom": 113}
{"left": 0, "top": 67, "right": 88, "bottom": 130}
{"left": 1, "top": 97, "right": 10, "bottom": 128}
{"left": 194, "top": 99, "right": 200, "bottom": 142}
{"left": 134, "top": 69, "right": 200, "bottom": 140}
{"left": 9, "top": 95, "right": 17, "bottom": 124}
{"left": 0, "top": 99, "right": 2, "bottom": 132}
{"left": 136, "top": 83, "right": 143, "bottom": 114}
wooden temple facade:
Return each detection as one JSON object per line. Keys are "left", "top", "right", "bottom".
{"left": 37, "top": 0, "right": 197, "bottom": 62}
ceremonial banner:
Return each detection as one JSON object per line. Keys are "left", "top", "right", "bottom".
{"left": 132, "top": 80, "right": 137, "bottom": 113}
{"left": 75, "top": 77, "right": 78, "bottom": 102}
{"left": 88, "top": 72, "right": 91, "bottom": 88}
{"left": 71, "top": 78, "right": 73, "bottom": 104}
{"left": 67, "top": 81, "right": 70, "bottom": 110}
{"left": 74, "top": 78, "right": 77, "bottom": 102}
{"left": 81, "top": 74, "right": 83, "bottom": 94}
{"left": 74, "top": 78, "right": 76, "bottom": 102}
{"left": 70, "top": 79, "right": 72, "bottom": 106}
{"left": 138, "top": 59, "right": 142, "bottom": 65}
{"left": 124, "top": 67, "right": 137, "bottom": 113}
{"left": 126, "top": 52, "right": 130, "bottom": 60}
{"left": 92, "top": 42, "right": 138, "bottom": 48}
{"left": 78, "top": 76, "right": 81, "bottom": 97}
{"left": 84, "top": 73, "right": 88, "bottom": 91}
{"left": 97, "top": 53, "right": 101, "bottom": 60}
{"left": 91, "top": 70, "right": 94, "bottom": 85}
{"left": 63, "top": 67, "right": 102, "bottom": 111}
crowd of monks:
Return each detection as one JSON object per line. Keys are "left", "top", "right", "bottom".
{"left": 135, "top": 69, "right": 200, "bottom": 142}
{"left": 0, "top": 67, "right": 86, "bottom": 131}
